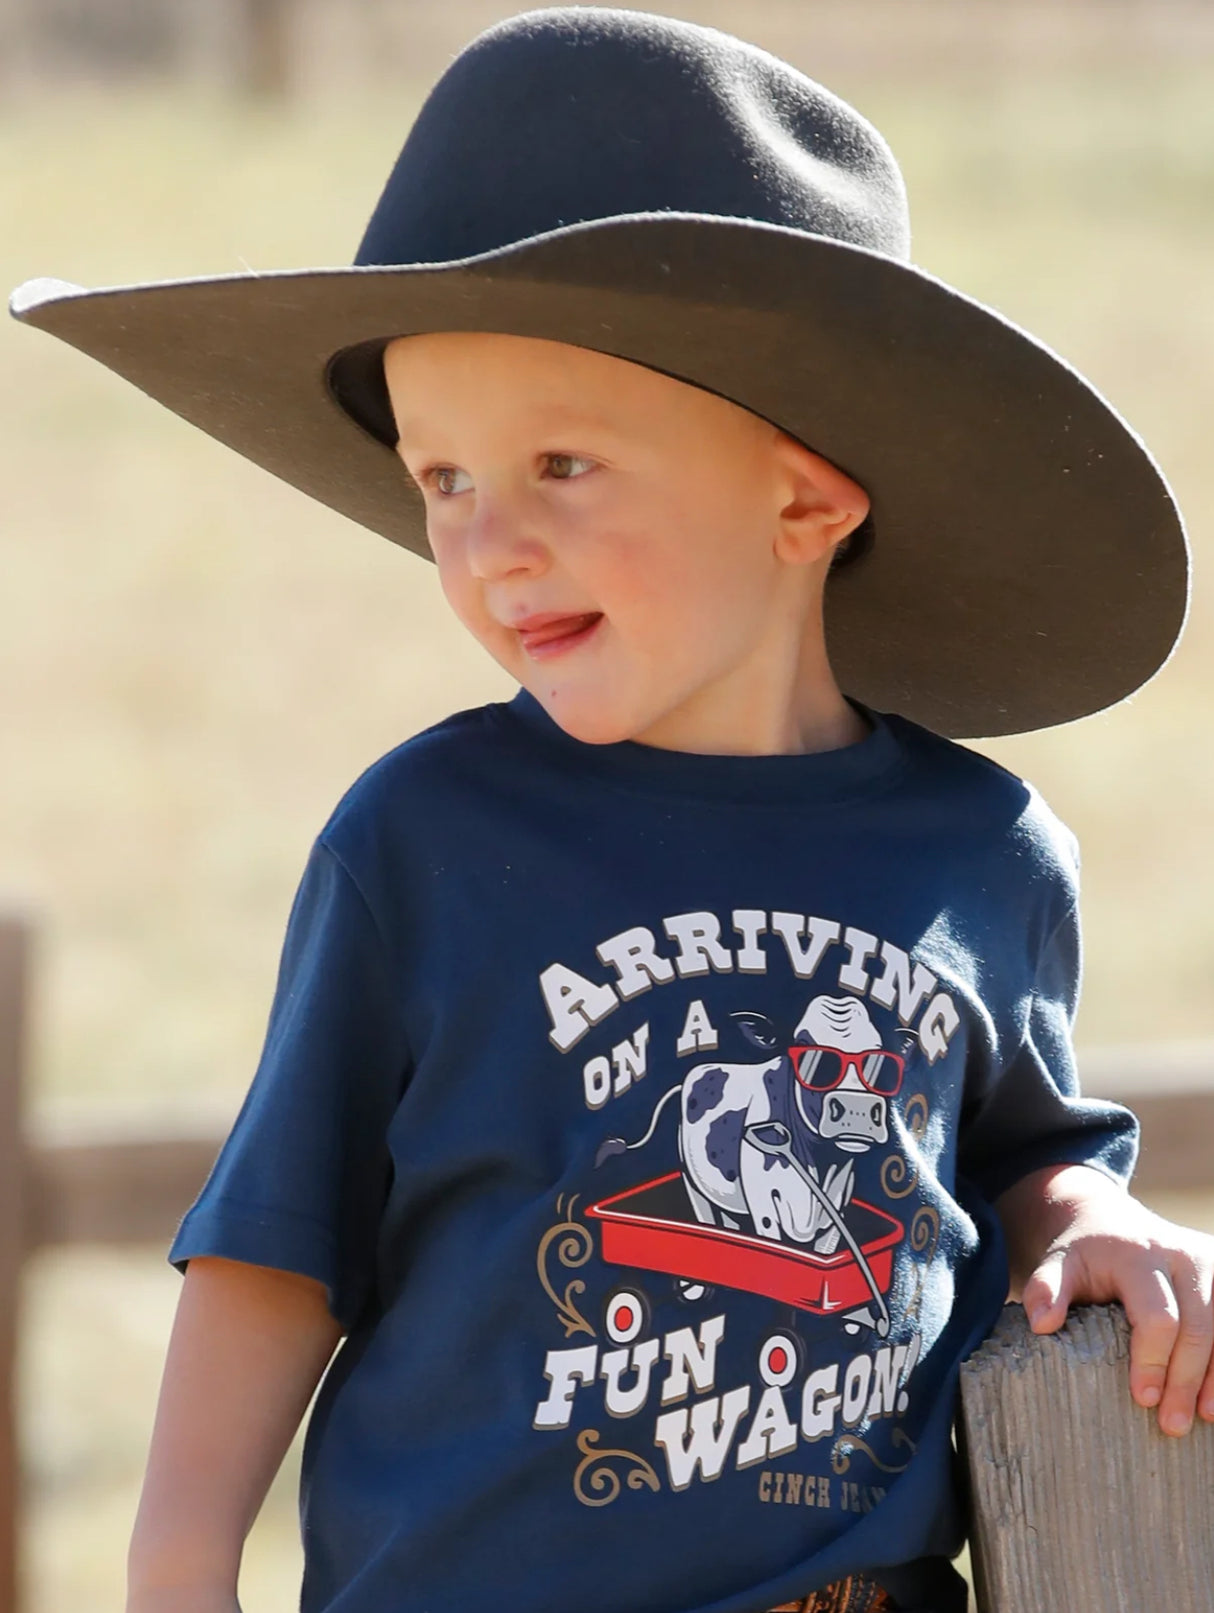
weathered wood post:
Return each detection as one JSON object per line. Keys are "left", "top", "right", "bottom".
{"left": 0, "top": 915, "right": 30, "bottom": 1613}
{"left": 240, "top": 0, "right": 291, "bottom": 97}
{"left": 960, "top": 1301, "right": 1214, "bottom": 1612}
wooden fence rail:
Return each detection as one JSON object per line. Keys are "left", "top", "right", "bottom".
{"left": 2, "top": 910, "right": 1213, "bottom": 1611}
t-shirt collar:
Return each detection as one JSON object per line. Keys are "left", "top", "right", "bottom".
{"left": 496, "top": 685, "right": 907, "bottom": 806}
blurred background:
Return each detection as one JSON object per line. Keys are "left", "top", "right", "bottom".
{"left": 2, "top": 1, "right": 1213, "bottom": 1608}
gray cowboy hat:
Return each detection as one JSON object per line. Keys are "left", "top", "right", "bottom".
{"left": 9, "top": 6, "right": 1190, "bottom": 738}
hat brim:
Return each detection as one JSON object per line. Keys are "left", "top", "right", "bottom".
{"left": 10, "top": 211, "right": 1189, "bottom": 738}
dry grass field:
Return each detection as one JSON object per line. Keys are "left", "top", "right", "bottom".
{"left": 3, "top": 16, "right": 1214, "bottom": 1612}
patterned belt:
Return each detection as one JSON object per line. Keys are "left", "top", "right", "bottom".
{"left": 769, "top": 1571, "right": 897, "bottom": 1613}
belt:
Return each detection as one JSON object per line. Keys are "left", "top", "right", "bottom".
{"left": 769, "top": 1572, "right": 897, "bottom": 1613}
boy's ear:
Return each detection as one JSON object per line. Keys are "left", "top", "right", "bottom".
{"left": 769, "top": 430, "right": 870, "bottom": 569}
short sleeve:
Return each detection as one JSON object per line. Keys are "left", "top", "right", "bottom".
{"left": 956, "top": 897, "right": 1139, "bottom": 1205}
{"left": 167, "top": 836, "right": 410, "bottom": 1333}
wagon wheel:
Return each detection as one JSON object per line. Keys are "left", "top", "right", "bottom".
{"left": 674, "top": 1276, "right": 714, "bottom": 1304}
{"left": 603, "top": 1285, "right": 651, "bottom": 1343}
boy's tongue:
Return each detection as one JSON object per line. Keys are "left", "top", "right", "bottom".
{"left": 522, "top": 612, "right": 601, "bottom": 646}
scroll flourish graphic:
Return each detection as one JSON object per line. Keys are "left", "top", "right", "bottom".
{"left": 880, "top": 1152, "right": 916, "bottom": 1199}
{"left": 905, "top": 1091, "right": 929, "bottom": 1140}
{"left": 905, "top": 1203, "right": 942, "bottom": 1325}
{"left": 881, "top": 1091, "right": 929, "bottom": 1199}
{"left": 536, "top": 1193, "right": 597, "bottom": 1339}
{"left": 831, "top": 1427, "right": 917, "bottom": 1475}
{"left": 573, "top": 1428, "right": 662, "bottom": 1506}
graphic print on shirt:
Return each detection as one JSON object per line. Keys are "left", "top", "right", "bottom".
{"left": 530, "top": 907, "right": 953, "bottom": 1510}
{"left": 592, "top": 994, "right": 907, "bottom": 1338}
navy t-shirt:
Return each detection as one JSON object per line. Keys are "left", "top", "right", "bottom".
{"left": 167, "top": 687, "right": 1138, "bottom": 1613}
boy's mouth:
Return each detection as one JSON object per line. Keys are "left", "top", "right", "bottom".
{"left": 514, "top": 611, "right": 603, "bottom": 658}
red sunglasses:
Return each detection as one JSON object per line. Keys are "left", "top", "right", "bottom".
{"left": 786, "top": 1043, "right": 905, "bottom": 1098}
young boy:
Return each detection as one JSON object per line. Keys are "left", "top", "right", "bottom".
{"left": 11, "top": 9, "right": 1213, "bottom": 1613}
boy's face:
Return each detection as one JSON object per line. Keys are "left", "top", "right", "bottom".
{"left": 382, "top": 331, "right": 865, "bottom": 749}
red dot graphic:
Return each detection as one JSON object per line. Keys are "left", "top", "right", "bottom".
{"left": 616, "top": 1305, "right": 634, "bottom": 1330}
{"left": 769, "top": 1346, "right": 788, "bottom": 1374}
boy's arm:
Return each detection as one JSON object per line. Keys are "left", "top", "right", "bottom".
{"left": 993, "top": 1161, "right": 1214, "bottom": 1438}
{"left": 126, "top": 1254, "right": 345, "bottom": 1611}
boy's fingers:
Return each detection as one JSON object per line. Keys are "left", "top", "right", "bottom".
{"left": 1122, "top": 1263, "right": 1181, "bottom": 1412}
{"left": 1022, "top": 1248, "right": 1070, "bottom": 1332}
{"left": 1200, "top": 1348, "right": 1214, "bottom": 1424}
{"left": 1153, "top": 1253, "right": 1214, "bottom": 1437}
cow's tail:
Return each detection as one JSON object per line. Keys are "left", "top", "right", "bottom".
{"left": 593, "top": 1082, "right": 682, "bottom": 1168}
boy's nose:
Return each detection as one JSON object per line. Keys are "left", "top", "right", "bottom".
{"left": 463, "top": 497, "right": 550, "bottom": 581}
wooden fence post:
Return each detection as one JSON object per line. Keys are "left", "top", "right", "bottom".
{"left": 960, "top": 1301, "right": 1214, "bottom": 1612}
{"left": 240, "top": 0, "right": 291, "bottom": 97}
{"left": 0, "top": 916, "right": 30, "bottom": 1613}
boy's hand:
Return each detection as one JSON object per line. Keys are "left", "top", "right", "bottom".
{"left": 994, "top": 1163, "right": 1214, "bottom": 1438}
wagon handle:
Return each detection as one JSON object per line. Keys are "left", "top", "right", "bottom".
{"left": 743, "top": 1121, "right": 890, "bottom": 1338}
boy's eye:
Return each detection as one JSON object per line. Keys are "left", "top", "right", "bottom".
{"left": 431, "top": 465, "right": 472, "bottom": 496}
{"left": 547, "top": 453, "right": 593, "bottom": 480}
{"left": 421, "top": 453, "right": 594, "bottom": 497}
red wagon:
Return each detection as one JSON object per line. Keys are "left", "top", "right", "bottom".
{"left": 585, "top": 1169, "right": 904, "bottom": 1319}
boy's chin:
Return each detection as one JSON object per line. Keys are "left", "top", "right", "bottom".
{"left": 524, "top": 685, "right": 648, "bottom": 748}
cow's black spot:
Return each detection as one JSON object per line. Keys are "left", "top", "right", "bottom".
{"left": 705, "top": 1107, "right": 744, "bottom": 1182}
{"left": 686, "top": 1066, "right": 728, "bottom": 1120}
{"left": 762, "top": 1062, "right": 785, "bottom": 1104}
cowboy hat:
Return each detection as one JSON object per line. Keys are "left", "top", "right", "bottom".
{"left": 8, "top": 5, "right": 1189, "bottom": 739}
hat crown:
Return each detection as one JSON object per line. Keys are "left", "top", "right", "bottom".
{"left": 355, "top": 6, "right": 911, "bottom": 269}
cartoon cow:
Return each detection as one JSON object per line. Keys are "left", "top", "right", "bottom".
{"left": 595, "top": 995, "right": 898, "bottom": 1267}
